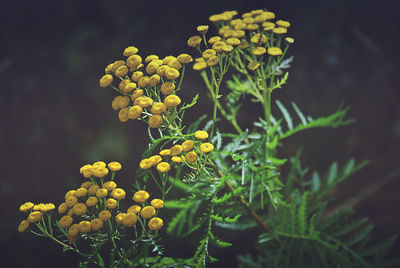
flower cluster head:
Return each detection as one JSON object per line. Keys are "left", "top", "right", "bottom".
{"left": 99, "top": 45, "right": 194, "bottom": 128}
{"left": 114, "top": 190, "right": 164, "bottom": 231}
{"left": 139, "top": 130, "right": 214, "bottom": 173}
{"left": 79, "top": 161, "right": 122, "bottom": 179}
{"left": 18, "top": 202, "right": 56, "bottom": 232}
{"left": 190, "top": 9, "right": 294, "bottom": 73}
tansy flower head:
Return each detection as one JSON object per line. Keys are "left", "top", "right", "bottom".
{"left": 200, "top": 142, "right": 215, "bottom": 154}
{"left": 108, "top": 161, "right": 122, "bottom": 172}
{"left": 149, "top": 155, "right": 162, "bottom": 166}
{"left": 226, "top": 37, "right": 241, "bottom": 46}
{"left": 187, "top": 35, "right": 202, "bottom": 47}
{"left": 128, "top": 106, "right": 143, "bottom": 119}
{"left": 133, "top": 190, "right": 150, "bottom": 203}
{"left": 96, "top": 188, "right": 108, "bottom": 199}
{"left": 106, "top": 198, "right": 118, "bottom": 209}
{"left": 160, "top": 82, "right": 175, "bottom": 95}
{"left": 150, "top": 199, "right": 164, "bottom": 209}
{"left": 148, "top": 217, "right": 164, "bottom": 231}
{"left": 93, "top": 166, "right": 110, "bottom": 177}
{"left": 165, "top": 68, "right": 180, "bottom": 80}
{"left": 159, "top": 149, "right": 171, "bottom": 157}
{"left": 212, "top": 41, "right": 226, "bottom": 53}
{"left": 123, "top": 46, "right": 138, "bottom": 57}
{"left": 170, "top": 145, "right": 183, "bottom": 156}
{"left": 208, "top": 36, "right": 222, "bottom": 44}
{"left": 182, "top": 140, "right": 195, "bottom": 151}
{"left": 122, "top": 213, "right": 138, "bottom": 227}
{"left": 276, "top": 20, "right": 291, "bottom": 28}
{"left": 131, "top": 71, "right": 144, "bottom": 82}
{"left": 193, "top": 61, "right": 207, "bottom": 71}
{"left": 252, "top": 47, "right": 267, "bottom": 56}
{"left": 164, "top": 95, "right": 181, "bottom": 108}
{"left": 268, "top": 47, "right": 283, "bottom": 56}
{"left": 197, "top": 25, "right": 209, "bottom": 35}
{"left": 111, "top": 188, "right": 126, "bottom": 200}
{"left": 59, "top": 215, "right": 73, "bottom": 229}
{"left": 103, "top": 181, "right": 117, "bottom": 191}
{"left": 98, "top": 210, "right": 112, "bottom": 222}
{"left": 131, "top": 89, "right": 144, "bottom": 101}
{"left": 247, "top": 61, "right": 260, "bottom": 71}
{"left": 72, "top": 203, "right": 87, "bottom": 216}
{"left": 156, "top": 162, "right": 171, "bottom": 173}
{"left": 127, "top": 205, "right": 141, "bottom": 214}
{"left": 238, "top": 40, "right": 249, "bottom": 49}
{"left": 18, "top": 220, "right": 30, "bottom": 232}
{"left": 127, "top": 55, "right": 142, "bottom": 69}
{"left": 91, "top": 218, "right": 103, "bottom": 231}
{"left": 250, "top": 33, "right": 267, "bottom": 44}
{"left": 168, "top": 59, "right": 182, "bottom": 70}
{"left": 79, "top": 221, "right": 91, "bottom": 233}
{"left": 75, "top": 187, "right": 88, "bottom": 197}
{"left": 119, "top": 108, "right": 130, "bottom": 122}
{"left": 186, "top": 151, "right": 198, "bottom": 163}
{"left": 100, "top": 74, "right": 113, "bottom": 88}
{"left": 134, "top": 96, "right": 153, "bottom": 108}
{"left": 202, "top": 49, "right": 217, "bottom": 60}
{"left": 177, "top": 54, "right": 193, "bottom": 64}
{"left": 58, "top": 203, "right": 68, "bottom": 214}
{"left": 115, "top": 213, "right": 126, "bottom": 224}
{"left": 88, "top": 185, "right": 100, "bottom": 195}
{"left": 151, "top": 103, "right": 167, "bottom": 115}
{"left": 148, "top": 115, "right": 163, "bottom": 128}
{"left": 207, "top": 56, "right": 219, "bottom": 67}
{"left": 145, "top": 54, "right": 159, "bottom": 64}
{"left": 110, "top": 60, "right": 125, "bottom": 73}
{"left": 139, "top": 158, "right": 153, "bottom": 169}
{"left": 86, "top": 196, "right": 98, "bottom": 207}
{"left": 115, "top": 65, "right": 129, "bottom": 77}
{"left": 285, "top": 37, "right": 295, "bottom": 44}
{"left": 65, "top": 195, "right": 78, "bottom": 208}
{"left": 140, "top": 206, "right": 156, "bottom": 219}
{"left": 273, "top": 27, "right": 287, "bottom": 35}
{"left": 68, "top": 224, "right": 80, "bottom": 237}
{"left": 19, "top": 202, "right": 34, "bottom": 212}
{"left": 65, "top": 190, "right": 76, "bottom": 199}
{"left": 149, "top": 74, "right": 161, "bottom": 87}
{"left": 171, "top": 156, "right": 184, "bottom": 163}
{"left": 194, "top": 130, "right": 209, "bottom": 140}
{"left": 81, "top": 181, "right": 92, "bottom": 189}
{"left": 27, "top": 211, "right": 43, "bottom": 223}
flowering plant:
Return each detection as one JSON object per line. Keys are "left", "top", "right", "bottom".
{"left": 18, "top": 9, "right": 397, "bottom": 268}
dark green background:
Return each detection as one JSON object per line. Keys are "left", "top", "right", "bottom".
{"left": 1, "top": 0, "right": 399, "bottom": 267}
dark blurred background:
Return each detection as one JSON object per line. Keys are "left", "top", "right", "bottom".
{"left": 1, "top": 0, "right": 399, "bottom": 267}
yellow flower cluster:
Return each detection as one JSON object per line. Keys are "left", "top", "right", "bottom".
{"left": 205, "top": 9, "right": 294, "bottom": 72}
{"left": 114, "top": 190, "right": 164, "bottom": 231}
{"left": 99, "top": 46, "right": 193, "bottom": 128}
{"left": 18, "top": 202, "right": 56, "bottom": 232}
{"left": 79, "top": 161, "right": 122, "bottom": 179}
{"left": 139, "top": 130, "right": 214, "bottom": 173}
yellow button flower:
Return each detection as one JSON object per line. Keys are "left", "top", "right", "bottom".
{"left": 58, "top": 202, "right": 68, "bottom": 214}
{"left": 139, "top": 158, "right": 153, "bottom": 169}
{"left": 149, "top": 74, "right": 161, "bottom": 87}
{"left": 171, "top": 156, "right": 184, "bottom": 163}
{"left": 186, "top": 151, "right": 198, "bottom": 163}
{"left": 250, "top": 33, "right": 267, "bottom": 44}
{"left": 88, "top": 185, "right": 100, "bottom": 195}
{"left": 80, "top": 164, "right": 93, "bottom": 174}
{"left": 222, "top": 45, "right": 234, "bottom": 53}
{"left": 118, "top": 107, "right": 129, "bottom": 123}
{"left": 208, "top": 36, "right": 221, "bottom": 44}
{"left": 264, "top": 11, "right": 275, "bottom": 20}
{"left": 103, "top": 180, "right": 117, "bottom": 191}
{"left": 165, "top": 68, "right": 180, "bottom": 80}
{"left": 212, "top": 41, "right": 226, "bottom": 53}
{"left": 27, "top": 211, "right": 43, "bottom": 223}
{"left": 193, "top": 61, "right": 207, "bottom": 71}
{"left": 170, "top": 145, "right": 183, "bottom": 156}
{"left": 268, "top": 47, "right": 283, "bottom": 56}
{"left": 150, "top": 199, "right": 164, "bottom": 209}
{"left": 106, "top": 198, "right": 118, "bottom": 209}
{"left": 177, "top": 54, "right": 193, "bottom": 64}
{"left": 197, "top": 25, "right": 209, "bottom": 35}
{"left": 123, "top": 46, "right": 138, "bottom": 57}
{"left": 285, "top": 37, "right": 295, "bottom": 44}
{"left": 159, "top": 149, "right": 171, "bottom": 157}
{"left": 108, "top": 161, "right": 122, "bottom": 172}
{"left": 128, "top": 105, "right": 143, "bottom": 119}
{"left": 65, "top": 195, "right": 78, "bottom": 208}
{"left": 68, "top": 224, "right": 80, "bottom": 237}
{"left": 65, "top": 190, "right": 76, "bottom": 199}
{"left": 18, "top": 220, "right": 30, "bottom": 232}
{"left": 247, "top": 61, "right": 260, "bottom": 71}
{"left": 226, "top": 37, "right": 241, "bottom": 46}
{"left": 122, "top": 82, "right": 136, "bottom": 94}
{"left": 90, "top": 218, "right": 103, "bottom": 231}
{"left": 85, "top": 196, "right": 98, "bottom": 207}
{"left": 115, "top": 65, "right": 129, "bottom": 77}
{"left": 122, "top": 213, "right": 138, "bottom": 227}
{"left": 168, "top": 59, "right": 182, "bottom": 70}
{"left": 149, "top": 155, "right": 162, "bottom": 166}
{"left": 75, "top": 187, "right": 88, "bottom": 197}
{"left": 93, "top": 166, "right": 110, "bottom": 177}
{"left": 164, "top": 95, "right": 181, "bottom": 108}
{"left": 134, "top": 96, "right": 153, "bottom": 108}
{"left": 162, "top": 55, "right": 176, "bottom": 65}
{"left": 81, "top": 181, "right": 92, "bottom": 189}
{"left": 19, "top": 202, "right": 34, "bottom": 212}
{"left": 127, "top": 205, "right": 141, "bottom": 214}
{"left": 98, "top": 210, "right": 112, "bottom": 222}
{"left": 202, "top": 49, "right": 217, "bottom": 60}
{"left": 151, "top": 103, "right": 167, "bottom": 115}
{"left": 96, "top": 188, "right": 108, "bottom": 199}
{"left": 200, "top": 142, "right": 215, "bottom": 154}
{"left": 148, "top": 115, "right": 163, "bottom": 128}
{"left": 72, "top": 203, "right": 87, "bottom": 216}
{"left": 156, "top": 65, "right": 169, "bottom": 76}
{"left": 131, "top": 71, "right": 144, "bottom": 82}
{"left": 133, "top": 190, "right": 150, "bottom": 203}
{"left": 273, "top": 27, "right": 287, "bottom": 34}
{"left": 59, "top": 215, "right": 73, "bottom": 228}
{"left": 100, "top": 74, "right": 113, "bottom": 88}
{"left": 160, "top": 82, "right": 175, "bottom": 95}
{"left": 79, "top": 221, "right": 91, "bottom": 233}
{"left": 194, "top": 130, "right": 209, "bottom": 140}
{"left": 238, "top": 40, "right": 249, "bottom": 49}
{"left": 112, "top": 97, "right": 121, "bottom": 111}
{"left": 252, "top": 47, "right": 267, "bottom": 56}
{"left": 110, "top": 60, "right": 125, "bottom": 73}
{"left": 247, "top": 23, "right": 259, "bottom": 31}
{"left": 127, "top": 55, "right": 142, "bottom": 69}
{"left": 138, "top": 76, "right": 150, "bottom": 88}
{"left": 140, "top": 206, "right": 156, "bottom": 219}
{"left": 145, "top": 54, "right": 159, "bottom": 63}
{"left": 276, "top": 20, "right": 291, "bottom": 28}
{"left": 187, "top": 35, "right": 202, "bottom": 47}
{"left": 131, "top": 89, "right": 144, "bottom": 101}
{"left": 146, "top": 61, "right": 159, "bottom": 75}
{"left": 156, "top": 162, "right": 171, "bottom": 173}
{"left": 111, "top": 188, "right": 126, "bottom": 200}
{"left": 117, "top": 96, "right": 130, "bottom": 109}
{"left": 148, "top": 217, "right": 164, "bottom": 231}
{"left": 115, "top": 213, "right": 126, "bottom": 224}
{"left": 182, "top": 140, "right": 195, "bottom": 151}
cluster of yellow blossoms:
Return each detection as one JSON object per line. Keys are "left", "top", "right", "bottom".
{"left": 18, "top": 161, "right": 163, "bottom": 243}
{"left": 139, "top": 130, "right": 214, "bottom": 173}
{"left": 188, "top": 9, "right": 294, "bottom": 72}
{"left": 99, "top": 46, "right": 193, "bottom": 128}
{"left": 18, "top": 202, "right": 55, "bottom": 232}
